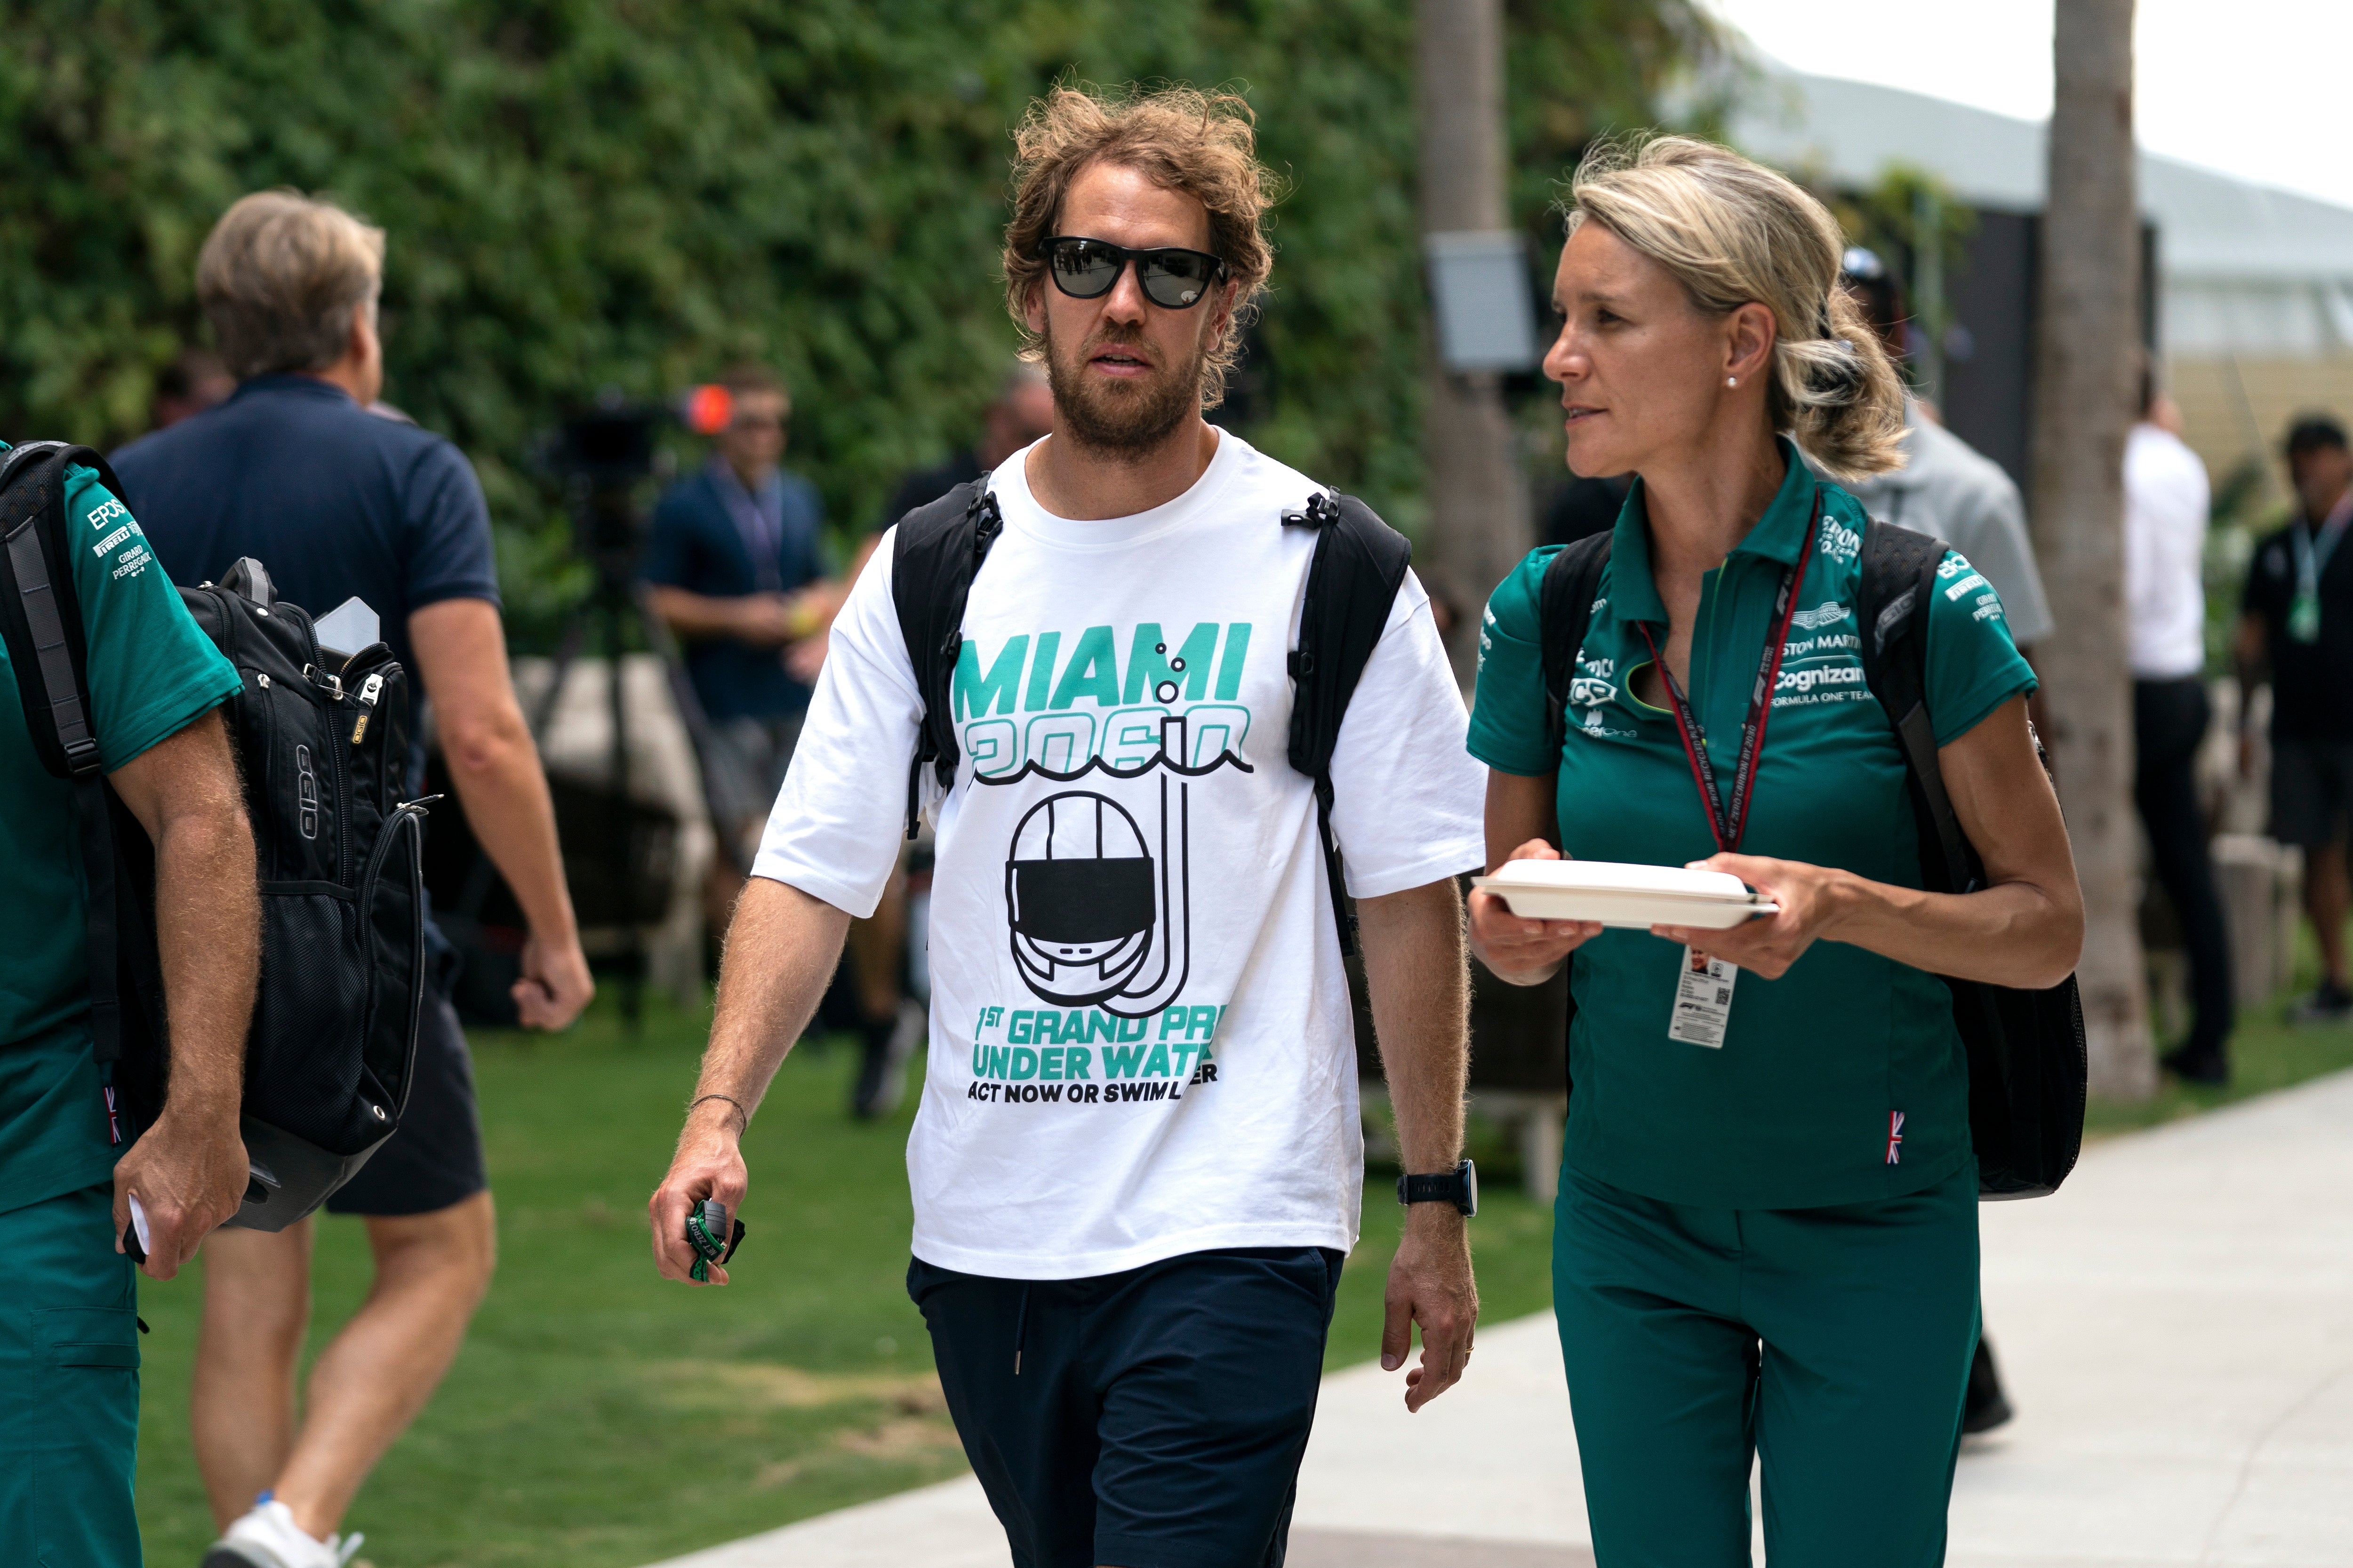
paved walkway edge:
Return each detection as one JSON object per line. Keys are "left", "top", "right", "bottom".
{"left": 644, "top": 1068, "right": 2353, "bottom": 1568}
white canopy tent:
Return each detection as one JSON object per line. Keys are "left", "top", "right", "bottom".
{"left": 1726, "top": 67, "right": 2353, "bottom": 479}
{"left": 1731, "top": 67, "right": 2353, "bottom": 355}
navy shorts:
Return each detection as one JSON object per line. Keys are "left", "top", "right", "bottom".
{"left": 908, "top": 1246, "right": 1343, "bottom": 1568}
{"left": 325, "top": 984, "right": 487, "bottom": 1217}
{"left": 2270, "top": 736, "right": 2353, "bottom": 849}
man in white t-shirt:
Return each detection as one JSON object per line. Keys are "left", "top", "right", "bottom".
{"left": 2128, "top": 384, "right": 2232, "bottom": 1081}
{"left": 649, "top": 84, "right": 1488, "bottom": 1568}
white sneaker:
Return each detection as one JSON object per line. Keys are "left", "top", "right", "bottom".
{"left": 202, "top": 1499, "right": 365, "bottom": 1568}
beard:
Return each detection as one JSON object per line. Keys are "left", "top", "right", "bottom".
{"left": 1042, "top": 316, "right": 1207, "bottom": 458}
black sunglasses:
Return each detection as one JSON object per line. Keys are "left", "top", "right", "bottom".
{"left": 1040, "top": 236, "right": 1229, "bottom": 310}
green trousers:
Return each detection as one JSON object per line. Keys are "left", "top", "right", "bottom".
{"left": 0, "top": 1182, "right": 142, "bottom": 1568}
{"left": 1554, "top": 1159, "right": 1978, "bottom": 1568}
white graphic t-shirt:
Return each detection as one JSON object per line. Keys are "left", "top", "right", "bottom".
{"left": 755, "top": 432, "right": 1485, "bottom": 1278}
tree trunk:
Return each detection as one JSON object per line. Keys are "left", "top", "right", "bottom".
{"left": 1417, "top": 0, "right": 1533, "bottom": 684}
{"left": 2031, "top": 0, "right": 2154, "bottom": 1099}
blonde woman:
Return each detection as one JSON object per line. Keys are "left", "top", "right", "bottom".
{"left": 1466, "top": 137, "right": 2083, "bottom": 1563}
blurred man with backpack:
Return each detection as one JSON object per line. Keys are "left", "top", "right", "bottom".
{"left": 0, "top": 442, "right": 258, "bottom": 1566}
{"left": 113, "top": 190, "right": 592, "bottom": 1568}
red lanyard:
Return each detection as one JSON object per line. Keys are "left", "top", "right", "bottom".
{"left": 1635, "top": 496, "right": 1820, "bottom": 854}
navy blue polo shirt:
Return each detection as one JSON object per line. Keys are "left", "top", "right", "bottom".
{"left": 111, "top": 375, "right": 501, "bottom": 796}
{"left": 641, "top": 459, "right": 826, "bottom": 721}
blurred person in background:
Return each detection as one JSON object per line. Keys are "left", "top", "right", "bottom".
{"left": 2237, "top": 415, "right": 2353, "bottom": 1024}
{"left": 0, "top": 445, "right": 257, "bottom": 1568}
{"left": 872, "top": 360, "right": 1057, "bottom": 552}
{"left": 1837, "top": 248, "right": 2056, "bottom": 661}
{"left": 114, "top": 189, "right": 593, "bottom": 1568}
{"left": 640, "top": 370, "right": 822, "bottom": 864}
{"left": 1543, "top": 471, "right": 1634, "bottom": 549}
{"left": 1838, "top": 242, "right": 2052, "bottom": 1435}
{"left": 2127, "top": 375, "right": 2232, "bottom": 1081}
{"left": 151, "top": 347, "right": 235, "bottom": 430}
{"left": 639, "top": 366, "right": 896, "bottom": 1106}
{"left": 808, "top": 359, "right": 1059, "bottom": 1120}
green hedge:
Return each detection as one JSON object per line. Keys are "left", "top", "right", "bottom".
{"left": 0, "top": 0, "right": 1713, "bottom": 642}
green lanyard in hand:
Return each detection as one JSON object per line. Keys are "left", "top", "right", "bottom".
{"left": 686, "top": 1200, "right": 746, "bottom": 1283}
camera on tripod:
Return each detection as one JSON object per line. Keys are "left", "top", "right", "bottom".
{"left": 550, "top": 398, "right": 661, "bottom": 577}
{"left": 430, "top": 386, "right": 745, "bottom": 1026}
{"left": 548, "top": 384, "right": 747, "bottom": 576}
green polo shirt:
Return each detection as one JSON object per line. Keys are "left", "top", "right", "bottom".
{"left": 1470, "top": 440, "right": 2036, "bottom": 1210}
{"left": 0, "top": 448, "right": 240, "bottom": 1215}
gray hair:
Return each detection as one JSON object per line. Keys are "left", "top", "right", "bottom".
{"left": 197, "top": 191, "right": 386, "bottom": 382}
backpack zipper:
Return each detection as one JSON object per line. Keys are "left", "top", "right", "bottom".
{"left": 305, "top": 663, "right": 351, "bottom": 883}
{"left": 352, "top": 672, "right": 384, "bottom": 747}
{"left": 357, "top": 798, "right": 438, "bottom": 1125}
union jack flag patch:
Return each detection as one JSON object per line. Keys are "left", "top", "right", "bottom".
{"left": 1885, "top": 1110, "right": 1905, "bottom": 1165}
{"left": 104, "top": 1086, "right": 122, "bottom": 1146}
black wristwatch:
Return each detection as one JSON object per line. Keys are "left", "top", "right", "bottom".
{"left": 1397, "top": 1159, "right": 1477, "bottom": 1217}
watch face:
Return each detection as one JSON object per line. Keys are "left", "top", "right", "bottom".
{"left": 1462, "top": 1160, "right": 1479, "bottom": 1217}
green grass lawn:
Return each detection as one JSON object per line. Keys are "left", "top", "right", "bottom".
{"left": 131, "top": 998, "right": 1559, "bottom": 1568}
{"left": 2084, "top": 978, "right": 2353, "bottom": 1136}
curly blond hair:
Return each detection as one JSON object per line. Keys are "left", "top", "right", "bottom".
{"left": 1003, "top": 84, "right": 1278, "bottom": 410}
{"left": 1567, "top": 136, "right": 1907, "bottom": 481}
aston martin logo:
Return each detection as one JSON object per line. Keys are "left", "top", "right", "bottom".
{"left": 1788, "top": 600, "right": 1849, "bottom": 632}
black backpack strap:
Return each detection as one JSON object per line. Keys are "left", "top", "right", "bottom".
{"left": 1537, "top": 530, "right": 1616, "bottom": 783}
{"left": 1854, "top": 518, "right": 1979, "bottom": 894}
{"left": 1284, "top": 490, "right": 1412, "bottom": 957}
{"left": 890, "top": 475, "right": 1000, "bottom": 839}
{"left": 0, "top": 442, "right": 133, "bottom": 1064}
{"left": 0, "top": 444, "right": 117, "bottom": 777}
{"left": 1532, "top": 530, "right": 1615, "bottom": 1103}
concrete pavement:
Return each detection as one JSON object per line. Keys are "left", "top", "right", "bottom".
{"left": 647, "top": 1068, "right": 2353, "bottom": 1568}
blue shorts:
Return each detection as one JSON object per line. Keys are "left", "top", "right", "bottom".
{"left": 325, "top": 985, "right": 485, "bottom": 1217}
{"left": 908, "top": 1246, "right": 1343, "bottom": 1568}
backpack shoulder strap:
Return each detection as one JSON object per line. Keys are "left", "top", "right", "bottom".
{"left": 1537, "top": 529, "right": 1615, "bottom": 774}
{"left": 890, "top": 475, "right": 1000, "bottom": 839}
{"left": 1855, "top": 517, "right": 1977, "bottom": 894}
{"left": 0, "top": 443, "right": 120, "bottom": 778}
{"left": 1285, "top": 489, "right": 1412, "bottom": 957}
{"left": 0, "top": 441, "right": 133, "bottom": 1065}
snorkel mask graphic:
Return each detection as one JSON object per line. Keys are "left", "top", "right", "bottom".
{"left": 1005, "top": 788, "right": 1188, "bottom": 1012}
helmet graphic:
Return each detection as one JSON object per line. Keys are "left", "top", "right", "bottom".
{"left": 1005, "top": 792, "right": 1157, "bottom": 1006}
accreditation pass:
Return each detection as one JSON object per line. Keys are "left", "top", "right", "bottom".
{"left": 1668, "top": 946, "right": 1737, "bottom": 1048}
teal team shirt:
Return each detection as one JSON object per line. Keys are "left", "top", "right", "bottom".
{"left": 1469, "top": 439, "right": 2036, "bottom": 1209}
{"left": 0, "top": 448, "right": 241, "bottom": 1214}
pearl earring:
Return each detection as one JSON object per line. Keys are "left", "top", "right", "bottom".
{"left": 1726, "top": 376, "right": 1738, "bottom": 387}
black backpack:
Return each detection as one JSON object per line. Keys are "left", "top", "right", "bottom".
{"left": 890, "top": 479, "right": 1411, "bottom": 954}
{"left": 0, "top": 441, "right": 432, "bottom": 1230}
{"left": 1536, "top": 518, "right": 2087, "bottom": 1199}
